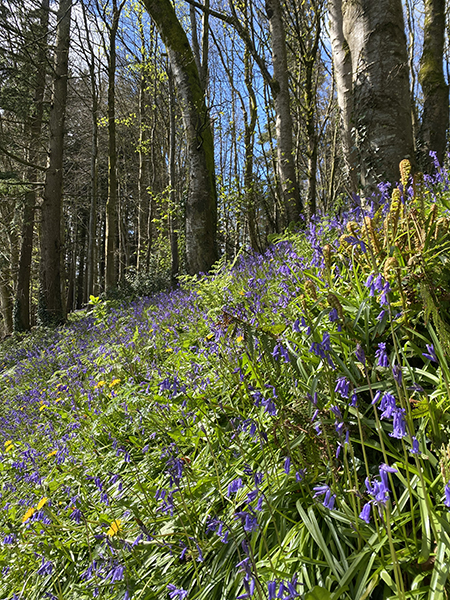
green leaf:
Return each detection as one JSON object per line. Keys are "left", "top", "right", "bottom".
{"left": 305, "top": 586, "right": 332, "bottom": 600}
{"left": 429, "top": 527, "right": 450, "bottom": 600}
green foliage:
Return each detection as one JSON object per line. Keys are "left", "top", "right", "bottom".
{"left": 2, "top": 162, "right": 450, "bottom": 599}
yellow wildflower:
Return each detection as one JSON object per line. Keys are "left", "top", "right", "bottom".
{"left": 109, "top": 379, "right": 121, "bottom": 388}
{"left": 36, "top": 497, "right": 48, "bottom": 510}
{"left": 47, "top": 450, "right": 57, "bottom": 457}
{"left": 107, "top": 519, "right": 122, "bottom": 537}
{"left": 22, "top": 507, "right": 35, "bottom": 523}
{"left": 236, "top": 336, "right": 244, "bottom": 343}
{"left": 94, "top": 381, "right": 106, "bottom": 389}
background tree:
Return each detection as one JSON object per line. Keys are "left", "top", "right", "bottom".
{"left": 140, "top": 0, "right": 218, "bottom": 275}
{"left": 418, "top": 0, "right": 449, "bottom": 171}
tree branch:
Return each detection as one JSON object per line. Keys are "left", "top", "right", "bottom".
{"left": 183, "top": 0, "right": 275, "bottom": 92}
{"left": 0, "top": 145, "right": 47, "bottom": 172}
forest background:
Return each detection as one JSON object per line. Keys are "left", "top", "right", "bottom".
{"left": 0, "top": 0, "right": 448, "bottom": 333}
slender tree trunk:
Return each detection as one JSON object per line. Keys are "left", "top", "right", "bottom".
{"left": 419, "top": 0, "right": 449, "bottom": 170}
{"left": 243, "top": 46, "right": 259, "bottom": 251}
{"left": 136, "top": 6, "right": 149, "bottom": 273}
{"left": 14, "top": 0, "right": 49, "bottom": 331}
{"left": 141, "top": 0, "right": 218, "bottom": 275}
{"left": 82, "top": 0, "right": 99, "bottom": 300}
{"left": 104, "top": 0, "right": 124, "bottom": 292}
{"left": 168, "top": 65, "right": 179, "bottom": 287}
{"left": 265, "top": 0, "right": 300, "bottom": 225}
{"left": 39, "top": 0, "right": 71, "bottom": 326}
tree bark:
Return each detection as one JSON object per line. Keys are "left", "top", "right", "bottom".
{"left": 418, "top": 0, "right": 448, "bottom": 171}
{"left": 104, "top": 0, "right": 124, "bottom": 292}
{"left": 14, "top": 0, "right": 49, "bottom": 331}
{"left": 38, "top": 0, "right": 71, "bottom": 326}
{"left": 168, "top": 64, "right": 179, "bottom": 287}
{"left": 82, "top": 0, "right": 99, "bottom": 300}
{"left": 141, "top": 0, "right": 218, "bottom": 275}
{"left": 265, "top": 0, "right": 301, "bottom": 225}
{"left": 328, "top": 0, "right": 358, "bottom": 194}
{"left": 331, "top": 0, "right": 414, "bottom": 190}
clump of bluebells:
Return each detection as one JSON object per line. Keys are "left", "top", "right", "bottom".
{"left": 1, "top": 159, "right": 450, "bottom": 600}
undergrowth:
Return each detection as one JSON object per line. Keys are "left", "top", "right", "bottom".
{"left": 1, "top": 159, "right": 450, "bottom": 599}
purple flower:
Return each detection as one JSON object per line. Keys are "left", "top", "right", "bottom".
{"left": 377, "top": 310, "right": 386, "bottom": 321}
{"left": 272, "top": 342, "right": 290, "bottom": 363}
{"left": 379, "top": 392, "right": 397, "bottom": 420}
{"left": 335, "top": 376, "right": 350, "bottom": 398}
{"left": 359, "top": 502, "right": 371, "bottom": 524}
{"left": 355, "top": 344, "right": 366, "bottom": 366}
{"left": 313, "top": 484, "right": 336, "bottom": 509}
{"left": 423, "top": 344, "right": 438, "bottom": 363}
{"left": 379, "top": 282, "right": 391, "bottom": 306}
{"left": 284, "top": 457, "right": 291, "bottom": 474}
{"left": 268, "top": 580, "right": 277, "bottom": 600}
{"left": 409, "top": 437, "right": 420, "bottom": 455}
{"left": 228, "top": 478, "right": 243, "bottom": 496}
{"left": 167, "top": 584, "right": 188, "bottom": 600}
{"left": 374, "top": 274, "right": 385, "bottom": 292}
{"left": 375, "top": 343, "right": 389, "bottom": 367}
{"left": 37, "top": 557, "right": 53, "bottom": 577}
{"left": 329, "top": 308, "right": 339, "bottom": 323}
{"left": 390, "top": 408, "right": 407, "bottom": 439}
{"left": 445, "top": 483, "right": 450, "bottom": 508}
{"left": 392, "top": 364, "right": 402, "bottom": 384}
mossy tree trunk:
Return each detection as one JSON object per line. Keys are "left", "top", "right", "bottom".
{"left": 418, "top": 0, "right": 449, "bottom": 171}
{"left": 331, "top": 0, "right": 415, "bottom": 190}
{"left": 141, "top": 0, "right": 218, "bottom": 275}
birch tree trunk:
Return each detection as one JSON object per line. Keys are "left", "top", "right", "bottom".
{"left": 328, "top": 0, "right": 358, "bottom": 194}
{"left": 330, "top": 0, "right": 414, "bottom": 190}
{"left": 418, "top": 0, "right": 448, "bottom": 171}
{"left": 141, "top": 0, "right": 218, "bottom": 275}
{"left": 39, "top": 0, "right": 71, "bottom": 325}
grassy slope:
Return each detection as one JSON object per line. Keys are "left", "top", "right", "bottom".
{"left": 2, "top": 175, "right": 450, "bottom": 600}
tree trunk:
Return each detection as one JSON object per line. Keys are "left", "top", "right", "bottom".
{"left": 265, "top": 0, "right": 301, "bottom": 225}
{"left": 331, "top": 0, "right": 414, "bottom": 190}
{"left": 39, "top": 0, "right": 71, "bottom": 326}
{"left": 328, "top": 0, "right": 358, "bottom": 195}
{"left": 82, "top": 0, "right": 99, "bottom": 300}
{"left": 104, "top": 0, "right": 123, "bottom": 292}
{"left": 168, "top": 64, "right": 179, "bottom": 286}
{"left": 141, "top": 0, "right": 218, "bottom": 275}
{"left": 418, "top": 0, "right": 448, "bottom": 171}
{"left": 14, "top": 0, "right": 49, "bottom": 331}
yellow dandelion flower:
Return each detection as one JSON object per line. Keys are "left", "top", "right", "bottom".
{"left": 39, "top": 405, "right": 48, "bottom": 411}
{"left": 22, "top": 507, "right": 35, "bottom": 523}
{"left": 107, "top": 519, "right": 122, "bottom": 537}
{"left": 36, "top": 497, "right": 48, "bottom": 510}
{"left": 47, "top": 450, "right": 57, "bottom": 457}
{"left": 4, "top": 440, "right": 12, "bottom": 447}
{"left": 94, "top": 381, "right": 106, "bottom": 389}
{"left": 166, "top": 348, "right": 173, "bottom": 353}
{"left": 109, "top": 379, "right": 121, "bottom": 388}
{"left": 236, "top": 336, "right": 244, "bottom": 343}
